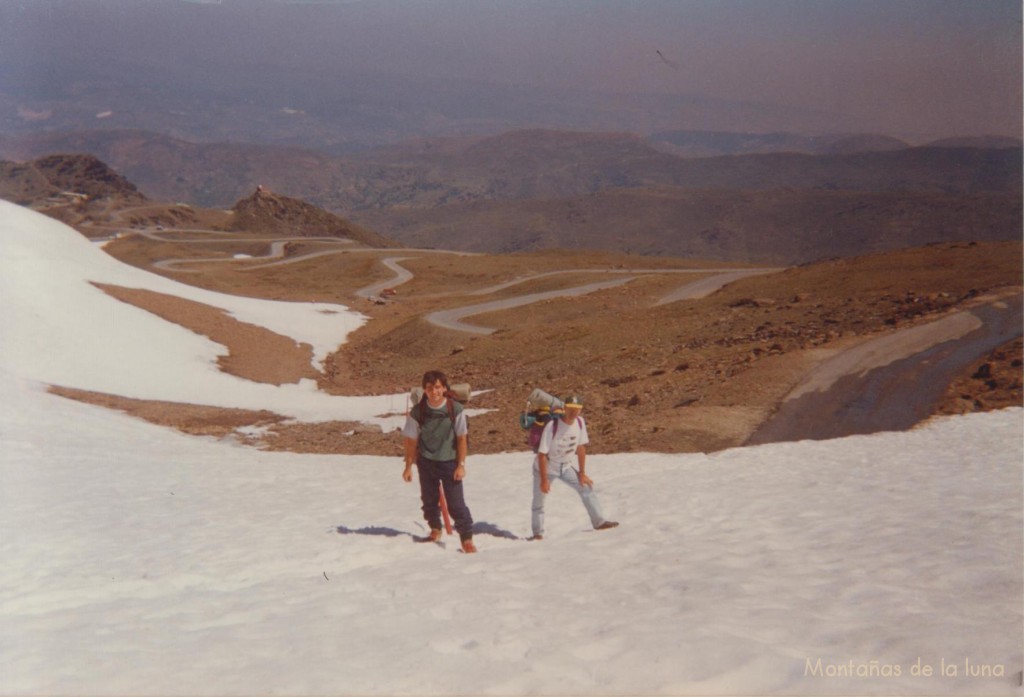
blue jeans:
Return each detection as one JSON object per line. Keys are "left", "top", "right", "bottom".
{"left": 531, "top": 456, "right": 606, "bottom": 536}
{"left": 417, "top": 458, "right": 474, "bottom": 541}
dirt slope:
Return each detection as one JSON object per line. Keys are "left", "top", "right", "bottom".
{"left": 97, "top": 221, "right": 1024, "bottom": 456}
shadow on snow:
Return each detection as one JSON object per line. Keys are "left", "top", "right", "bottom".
{"left": 334, "top": 520, "right": 521, "bottom": 540}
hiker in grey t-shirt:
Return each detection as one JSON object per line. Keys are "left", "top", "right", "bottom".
{"left": 402, "top": 370, "right": 476, "bottom": 553}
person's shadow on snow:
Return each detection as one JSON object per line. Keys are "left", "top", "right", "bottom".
{"left": 471, "top": 521, "right": 520, "bottom": 540}
{"left": 334, "top": 521, "right": 521, "bottom": 540}
{"left": 335, "top": 525, "right": 410, "bottom": 538}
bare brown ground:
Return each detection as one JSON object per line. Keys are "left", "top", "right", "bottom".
{"left": 81, "top": 225, "right": 1024, "bottom": 456}
{"left": 48, "top": 385, "right": 286, "bottom": 438}
{"left": 46, "top": 386, "right": 403, "bottom": 455}
{"left": 935, "top": 337, "right": 1024, "bottom": 416}
{"left": 95, "top": 283, "right": 318, "bottom": 385}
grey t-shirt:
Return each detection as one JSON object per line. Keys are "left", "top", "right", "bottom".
{"left": 402, "top": 399, "right": 468, "bottom": 461}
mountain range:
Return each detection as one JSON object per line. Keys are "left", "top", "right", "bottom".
{"left": 1, "top": 127, "right": 1018, "bottom": 264}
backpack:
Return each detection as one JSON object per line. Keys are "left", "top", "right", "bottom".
{"left": 526, "top": 414, "right": 548, "bottom": 452}
{"left": 519, "top": 388, "right": 564, "bottom": 453}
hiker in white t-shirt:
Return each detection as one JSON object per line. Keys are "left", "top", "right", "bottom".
{"left": 531, "top": 394, "right": 618, "bottom": 540}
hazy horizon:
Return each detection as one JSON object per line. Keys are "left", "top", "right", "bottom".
{"left": 0, "top": 0, "right": 1021, "bottom": 146}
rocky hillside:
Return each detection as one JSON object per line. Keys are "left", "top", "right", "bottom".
{"left": 0, "top": 153, "right": 146, "bottom": 206}
{"left": 0, "top": 154, "right": 401, "bottom": 249}
{"left": 346, "top": 130, "right": 1023, "bottom": 206}
{"left": 3, "top": 129, "right": 1019, "bottom": 211}
{"left": 352, "top": 187, "right": 1022, "bottom": 264}
{"left": 346, "top": 132, "right": 1022, "bottom": 261}
{"left": 0, "top": 160, "right": 59, "bottom": 205}
{"left": 33, "top": 154, "right": 145, "bottom": 202}
{"left": 230, "top": 186, "right": 400, "bottom": 248}
{"left": 646, "top": 131, "right": 1021, "bottom": 158}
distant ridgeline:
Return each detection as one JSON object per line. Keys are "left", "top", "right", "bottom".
{"left": 1, "top": 129, "right": 1020, "bottom": 262}
{"left": 646, "top": 130, "right": 1023, "bottom": 157}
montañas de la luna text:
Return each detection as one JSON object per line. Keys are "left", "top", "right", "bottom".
{"left": 804, "top": 657, "right": 1007, "bottom": 679}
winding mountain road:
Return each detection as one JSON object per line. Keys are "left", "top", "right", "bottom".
{"left": 655, "top": 268, "right": 782, "bottom": 304}
{"left": 427, "top": 267, "right": 782, "bottom": 334}
{"left": 355, "top": 257, "right": 415, "bottom": 299}
{"left": 426, "top": 276, "right": 637, "bottom": 334}
{"left": 126, "top": 224, "right": 783, "bottom": 330}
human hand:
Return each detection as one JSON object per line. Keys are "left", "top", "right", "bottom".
{"left": 454, "top": 464, "right": 466, "bottom": 481}
{"left": 540, "top": 479, "right": 551, "bottom": 494}
{"left": 402, "top": 465, "right": 413, "bottom": 483}
{"left": 577, "top": 472, "right": 594, "bottom": 488}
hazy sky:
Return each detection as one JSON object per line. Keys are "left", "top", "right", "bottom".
{"left": 1, "top": 0, "right": 1021, "bottom": 139}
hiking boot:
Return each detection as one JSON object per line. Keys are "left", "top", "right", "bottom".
{"left": 595, "top": 521, "right": 619, "bottom": 531}
{"left": 428, "top": 528, "right": 443, "bottom": 542}
{"left": 529, "top": 534, "right": 543, "bottom": 541}
{"left": 461, "top": 538, "right": 477, "bottom": 554}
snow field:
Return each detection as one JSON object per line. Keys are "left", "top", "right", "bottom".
{"left": 1, "top": 378, "right": 1020, "bottom": 695}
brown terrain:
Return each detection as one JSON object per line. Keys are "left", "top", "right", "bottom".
{"left": 3, "top": 153, "right": 1022, "bottom": 459}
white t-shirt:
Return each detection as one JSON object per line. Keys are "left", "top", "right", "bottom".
{"left": 538, "top": 416, "right": 588, "bottom": 465}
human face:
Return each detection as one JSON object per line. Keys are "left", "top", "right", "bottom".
{"left": 424, "top": 379, "right": 448, "bottom": 406}
{"left": 563, "top": 405, "right": 582, "bottom": 422}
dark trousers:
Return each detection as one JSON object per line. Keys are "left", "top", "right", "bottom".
{"left": 416, "top": 458, "right": 474, "bottom": 541}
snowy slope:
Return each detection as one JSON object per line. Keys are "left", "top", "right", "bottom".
{"left": 0, "top": 201, "right": 409, "bottom": 428}
{"left": 1, "top": 201, "right": 1021, "bottom": 696}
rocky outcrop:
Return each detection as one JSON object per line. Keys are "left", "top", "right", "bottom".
{"left": 230, "top": 186, "right": 399, "bottom": 248}
{"left": 1, "top": 153, "right": 147, "bottom": 207}
{"left": 32, "top": 154, "right": 147, "bottom": 202}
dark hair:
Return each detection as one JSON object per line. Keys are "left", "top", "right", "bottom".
{"left": 421, "top": 370, "right": 449, "bottom": 389}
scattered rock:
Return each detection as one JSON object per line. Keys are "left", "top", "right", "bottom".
{"left": 971, "top": 363, "right": 993, "bottom": 380}
{"left": 601, "top": 375, "right": 637, "bottom": 387}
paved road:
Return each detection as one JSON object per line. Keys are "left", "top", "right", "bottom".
{"left": 426, "top": 277, "right": 637, "bottom": 334}
{"left": 427, "top": 267, "right": 782, "bottom": 333}
{"left": 355, "top": 257, "right": 415, "bottom": 299}
{"left": 655, "top": 268, "right": 783, "bottom": 304}
{"left": 746, "top": 293, "right": 1023, "bottom": 444}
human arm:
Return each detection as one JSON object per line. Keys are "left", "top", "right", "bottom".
{"left": 400, "top": 411, "right": 421, "bottom": 482}
{"left": 536, "top": 421, "right": 554, "bottom": 493}
{"left": 402, "top": 437, "right": 417, "bottom": 482}
{"left": 453, "top": 434, "right": 468, "bottom": 481}
{"left": 537, "top": 451, "right": 551, "bottom": 493}
{"left": 575, "top": 444, "right": 593, "bottom": 488}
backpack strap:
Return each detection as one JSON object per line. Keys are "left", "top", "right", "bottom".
{"left": 413, "top": 394, "right": 428, "bottom": 427}
{"left": 415, "top": 395, "right": 459, "bottom": 431}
